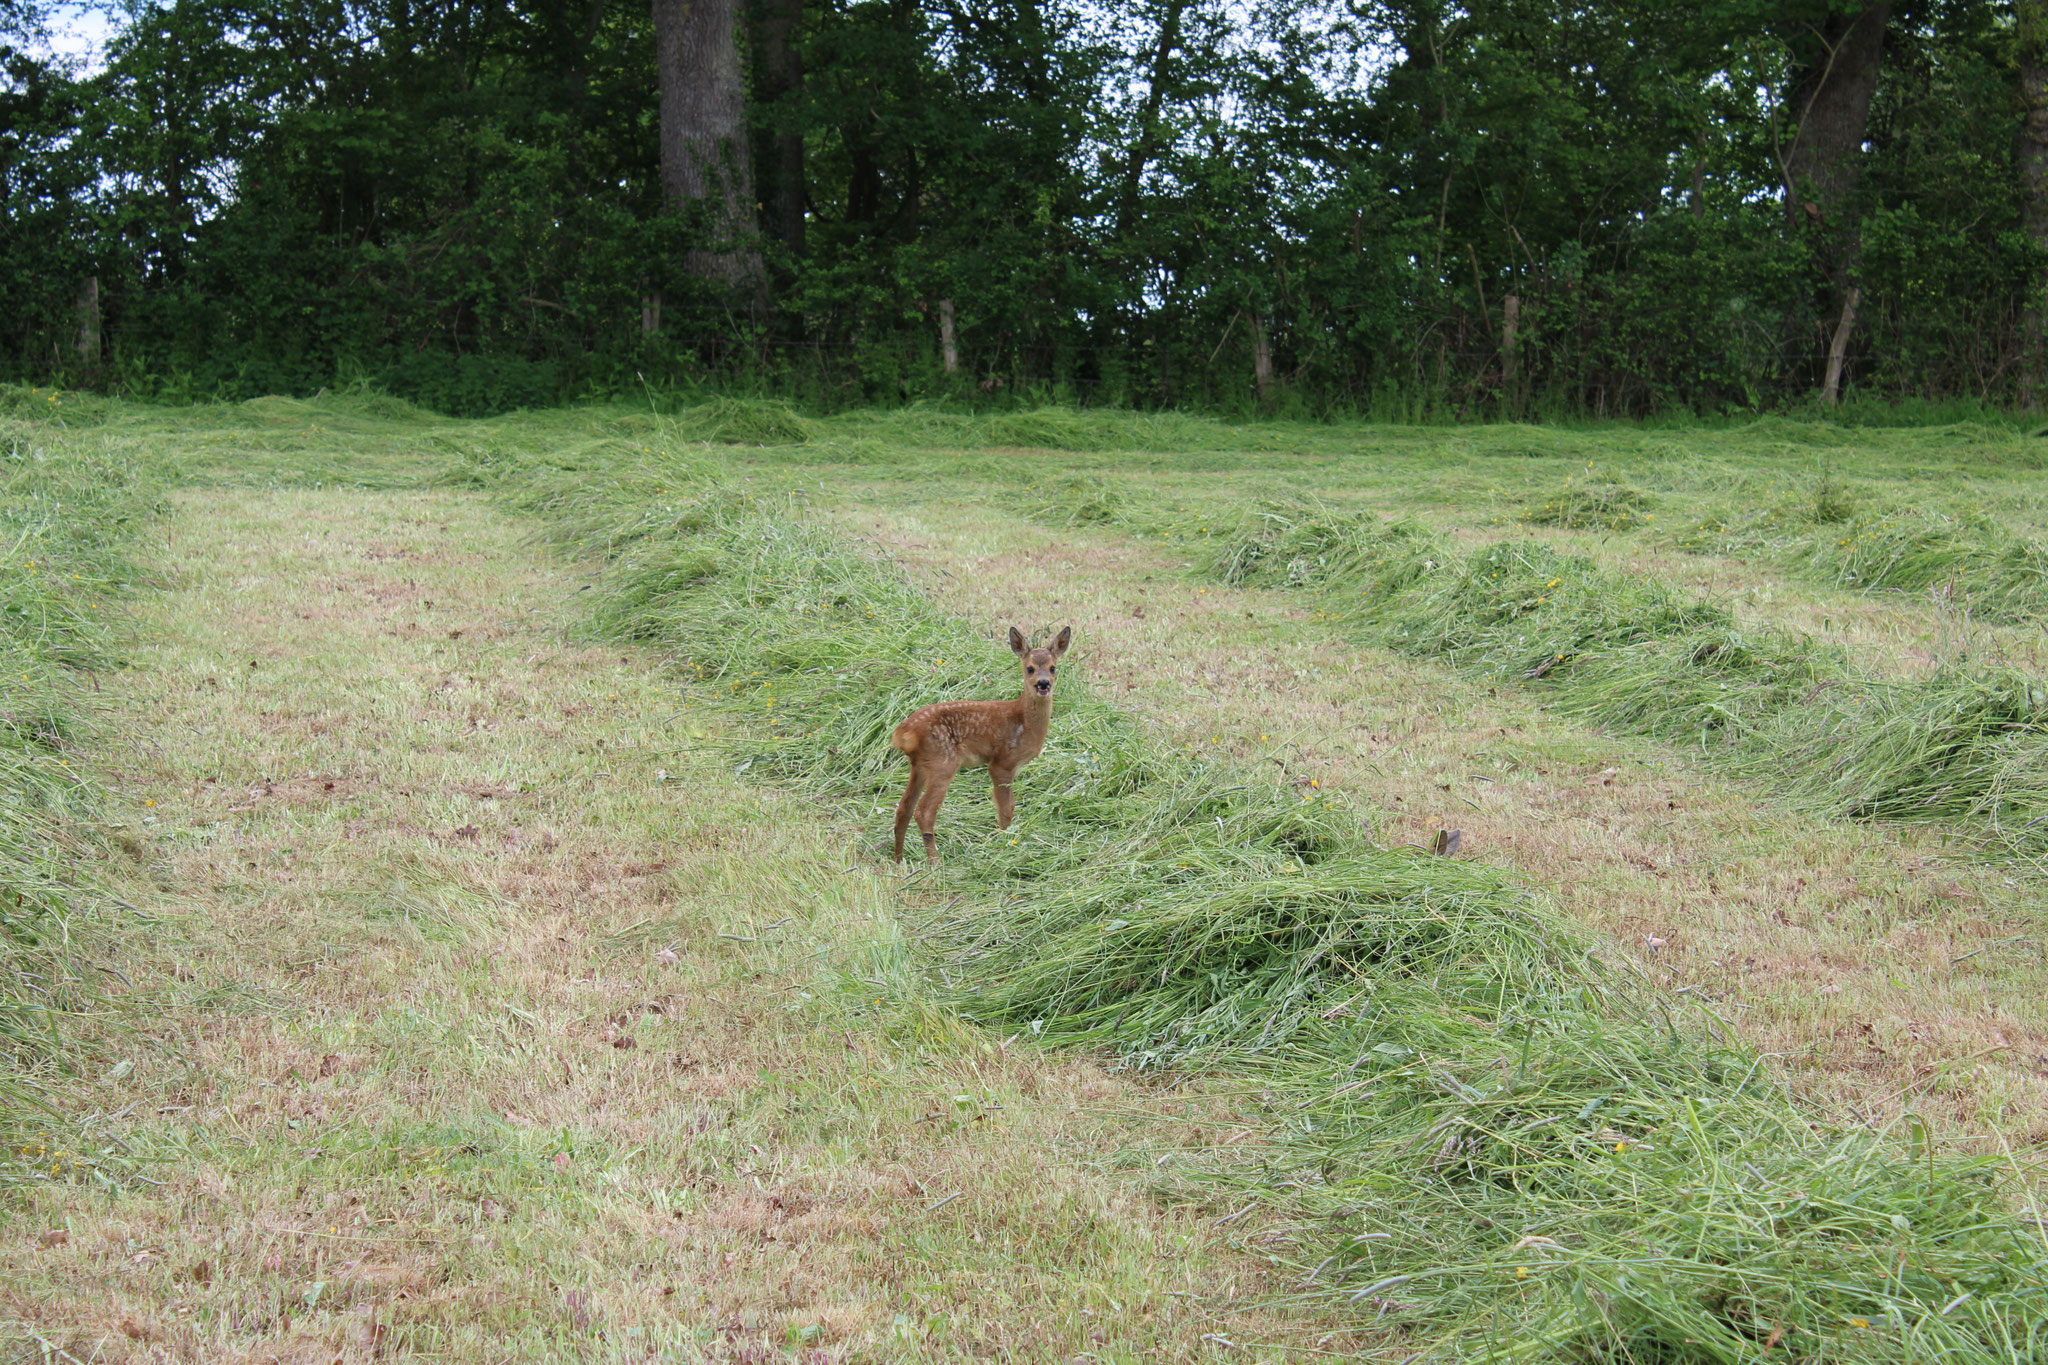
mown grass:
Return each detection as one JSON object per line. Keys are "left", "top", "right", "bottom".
{"left": 1515, "top": 480, "right": 1658, "bottom": 533}
{"left": 464, "top": 436, "right": 2048, "bottom": 1364}
{"left": 1234, "top": 504, "right": 2048, "bottom": 861}
{"left": 727, "top": 405, "right": 2047, "bottom": 675}
{"left": 0, "top": 388, "right": 158, "bottom": 1173}
{"left": 1675, "top": 496, "right": 2048, "bottom": 626}
{"left": 10, "top": 477, "right": 1387, "bottom": 1362}
{"left": 11, "top": 389, "right": 2048, "bottom": 1353}
{"left": 1023, "top": 481, "right": 2048, "bottom": 868}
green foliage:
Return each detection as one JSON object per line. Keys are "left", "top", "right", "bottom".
{"left": 2, "top": 0, "right": 2040, "bottom": 416}
{"left": 477, "top": 435, "right": 2048, "bottom": 1362}
{"left": 369, "top": 354, "right": 571, "bottom": 420}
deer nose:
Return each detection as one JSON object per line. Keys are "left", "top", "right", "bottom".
{"left": 1035, "top": 680, "right": 1052, "bottom": 693}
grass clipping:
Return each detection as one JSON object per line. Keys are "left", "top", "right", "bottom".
{"left": 1675, "top": 484, "right": 2048, "bottom": 626}
{"left": 0, "top": 392, "right": 156, "bottom": 1173}
{"left": 1184, "top": 495, "right": 2048, "bottom": 862}
{"left": 474, "top": 441, "right": 2048, "bottom": 1364}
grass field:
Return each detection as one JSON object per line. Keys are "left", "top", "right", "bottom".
{"left": 3, "top": 389, "right": 2047, "bottom": 1361}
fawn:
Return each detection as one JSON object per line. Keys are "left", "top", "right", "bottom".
{"left": 891, "top": 625, "right": 1072, "bottom": 865}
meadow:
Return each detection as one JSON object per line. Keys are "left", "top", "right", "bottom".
{"left": 1, "top": 387, "right": 2045, "bottom": 1362}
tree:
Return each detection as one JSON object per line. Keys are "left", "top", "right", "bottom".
{"left": 0, "top": 0, "right": 2036, "bottom": 414}
{"left": 2020, "top": 0, "right": 2047, "bottom": 412}
{"left": 1780, "top": 2, "right": 1892, "bottom": 403}
{"left": 0, "top": 0, "right": 97, "bottom": 377}
{"left": 653, "top": 0, "right": 763, "bottom": 297}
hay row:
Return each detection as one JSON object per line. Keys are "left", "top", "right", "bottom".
{"left": 1230, "top": 501, "right": 2048, "bottom": 858}
{"left": 0, "top": 391, "right": 159, "bottom": 1172}
{"left": 469, "top": 439, "right": 2048, "bottom": 1362}
{"left": 1021, "top": 480, "right": 2048, "bottom": 865}
{"left": 1673, "top": 495, "right": 2048, "bottom": 626}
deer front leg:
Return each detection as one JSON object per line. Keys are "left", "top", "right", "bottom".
{"left": 990, "top": 762, "right": 1017, "bottom": 829}
{"left": 914, "top": 769, "right": 957, "bottom": 866}
{"left": 893, "top": 768, "right": 926, "bottom": 863}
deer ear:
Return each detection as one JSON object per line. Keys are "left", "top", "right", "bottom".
{"left": 1008, "top": 625, "right": 1028, "bottom": 656}
{"left": 1052, "top": 626, "right": 1072, "bottom": 657}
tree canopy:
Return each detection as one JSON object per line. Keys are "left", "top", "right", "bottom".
{"left": 1, "top": 0, "right": 2041, "bottom": 417}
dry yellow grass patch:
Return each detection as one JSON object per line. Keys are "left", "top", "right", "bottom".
{"left": 0, "top": 487, "right": 1370, "bottom": 1363}
{"left": 833, "top": 499, "right": 2048, "bottom": 1153}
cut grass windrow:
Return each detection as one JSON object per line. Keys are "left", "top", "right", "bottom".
{"left": 1673, "top": 494, "right": 2048, "bottom": 626}
{"left": 468, "top": 439, "right": 2048, "bottom": 1364}
{"left": 0, "top": 391, "right": 159, "bottom": 1171}
{"left": 1034, "top": 483, "right": 2048, "bottom": 867}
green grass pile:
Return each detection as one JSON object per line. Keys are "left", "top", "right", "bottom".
{"left": 1794, "top": 517, "right": 2048, "bottom": 625}
{"left": 1754, "top": 666, "right": 2048, "bottom": 836}
{"left": 477, "top": 441, "right": 2048, "bottom": 1363}
{"left": 668, "top": 396, "right": 813, "bottom": 446}
{"left": 819, "top": 404, "right": 1319, "bottom": 454}
{"left": 973, "top": 406, "right": 1218, "bottom": 452}
{"left": 1515, "top": 480, "right": 1657, "bottom": 532}
{"left": 0, "top": 384, "right": 121, "bottom": 429}
{"left": 1014, "top": 474, "right": 1129, "bottom": 527}
{"left": 0, "top": 393, "right": 158, "bottom": 1167}
{"left": 1678, "top": 494, "right": 2048, "bottom": 626}
{"left": 1203, "top": 500, "right": 2048, "bottom": 856}
{"left": 1209, "top": 500, "right": 1441, "bottom": 595}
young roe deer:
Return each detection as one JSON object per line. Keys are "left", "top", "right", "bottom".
{"left": 891, "top": 625, "right": 1072, "bottom": 865}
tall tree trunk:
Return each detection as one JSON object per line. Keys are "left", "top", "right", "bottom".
{"left": 1499, "top": 293, "right": 1520, "bottom": 390}
{"left": 1250, "top": 313, "right": 1274, "bottom": 406}
{"left": 1782, "top": 3, "right": 1891, "bottom": 218}
{"left": 748, "top": 0, "right": 805, "bottom": 261}
{"left": 654, "top": 0, "right": 764, "bottom": 299}
{"left": 1821, "top": 285, "right": 1859, "bottom": 406}
{"left": 2019, "top": 0, "right": 2048, "bottom": 413}
{"left": 75, "top": 276, "right": 101, "bottom": 378}
{"left": 1781, "top": 2, "right": 1891, "bottom": 398}
{"left": 938, "top": 298, "right": 958, "bottom": 375}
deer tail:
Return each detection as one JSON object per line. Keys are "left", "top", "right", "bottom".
{"left": 891, "top": 721, "right": 920, "bottom": 755}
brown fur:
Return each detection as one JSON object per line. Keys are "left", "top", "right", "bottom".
{"left": 891, "top": 626, "right": 1071, "bottom": 864}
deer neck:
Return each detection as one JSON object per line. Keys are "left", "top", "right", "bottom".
{"left": 1016, "top": 689, "right": 1053, "bottom": 741}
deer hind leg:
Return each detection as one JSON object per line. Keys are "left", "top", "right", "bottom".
{"left": 914, "top": 768, "right": 958, "bottom": 865}
{"left": 893, "top": 767, "right": 926, "bottom": 863}
{"left": 990, "top": 762, "right": 1017, "bottom": 829}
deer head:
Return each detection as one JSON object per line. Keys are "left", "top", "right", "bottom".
{"left": 1008, "top": 625, "right": 1071, "bottom": 698}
